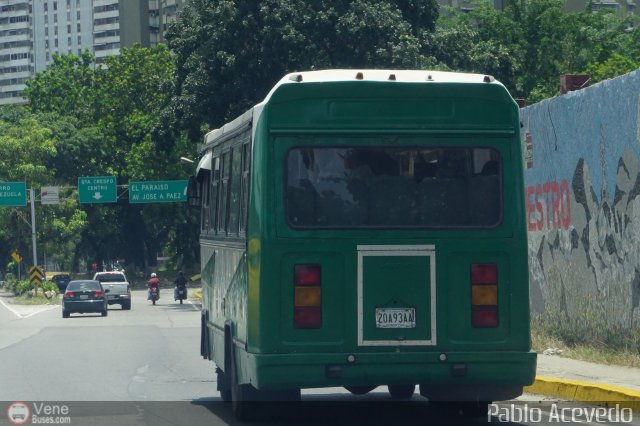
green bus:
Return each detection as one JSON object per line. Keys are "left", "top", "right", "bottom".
{"left": 193, "top": 69, "right": 536, "bottom": 419}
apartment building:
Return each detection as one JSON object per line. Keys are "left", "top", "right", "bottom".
{"left": 0, "top": 0, "right": 186, "bottom": 105}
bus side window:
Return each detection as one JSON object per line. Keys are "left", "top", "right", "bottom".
{"left": 200, "top": 173, "right": 210, "bottom": 232}
{"left": 218, "top": 152, "right": 230, "bottom": 233}
{"left": 227, "top": 146, "right": 242, "bottom": 235}
{"left": 210, "top": 157, "right": 220, "bottom": 234}
{"left": 240, "top": 142, "right": 251, "bottom": 233}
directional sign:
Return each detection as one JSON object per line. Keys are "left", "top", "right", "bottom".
{"left": 29, "top": 265, "right": 44, "bottom": 286}
{"left": 129, "top": 180, "right": 188, "bottom": 204}
{"left": 11, "top": 250, "right": 22, "bottom": 264}
{"left": 41, "top": 186, "right": 60, "bottom": 205}
{"left": 0, "top": 182, "right": 26, "bottom": 206}
{"left": 78, "top": 176, "right": 117, "bottom": 204}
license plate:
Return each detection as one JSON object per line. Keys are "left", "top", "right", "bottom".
{"left": 375, "top": 308, "right": 415, "bottom": 328}
{"left": 80, "top": 295, "right": 89, "bottom": 300}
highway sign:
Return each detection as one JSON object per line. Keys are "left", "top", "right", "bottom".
{"left": 11, "top": 250, "right": 22, "bottom": 264}
{"left": 29, "top": 265, "right": 44, "bottom": 286}
{"left": 78, "top": 176, "right": 117, "bottom": 204}
{"left": 0, "top": 182, "right": 26, "bottom": 206}
{"left": 41, "top": 186, "right": 60, "bottom": 205}
{"left": 129, "top": 180, "right": 188, "bottom": 204}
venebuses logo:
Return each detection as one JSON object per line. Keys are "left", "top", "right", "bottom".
{"left": 7, "top": 402, "right": 30, "bottom": 425}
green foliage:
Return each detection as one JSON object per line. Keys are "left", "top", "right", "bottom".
{"left": 15, "top": 45, "right": 199, "bottom": 272}
{"left": 585, "top": 52, "right": 639, "bottom": 83}
{"left": 165, "top": 0, "right": 439, "bottom": 137}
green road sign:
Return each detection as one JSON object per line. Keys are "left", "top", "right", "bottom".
{"left": 78, "top": 176, "right": 117, "bottom": 204}
{"left": 129, "top": 180, "right": 188, "bottom": 204}
{"left": 0, "top": 182, "right": 26, "bottom": 206}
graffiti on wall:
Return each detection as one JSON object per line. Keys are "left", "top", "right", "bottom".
{"left": 522, "top": 71, "right": 640, "bottom": 337}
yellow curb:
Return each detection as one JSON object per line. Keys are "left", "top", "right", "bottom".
{"left": 525, "top": 376, "right": 640, "bottom": 412}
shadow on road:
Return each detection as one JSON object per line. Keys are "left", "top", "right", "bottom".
{"left": 189, "top": 398, "right": 491, "bottom": 426}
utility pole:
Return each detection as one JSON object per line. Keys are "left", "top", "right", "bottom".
{"left": 30, "top": 188, "right": 38, "bottom": 294}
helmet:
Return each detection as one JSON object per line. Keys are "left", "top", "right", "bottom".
{"left": 151, "top": 273, "right": 157, "bottom": 278}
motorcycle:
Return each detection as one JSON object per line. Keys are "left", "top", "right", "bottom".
{"left": 149, "top": 287, "right": 159, "bottom": 305}
{"left": 174, "top": 285, "right": 187, "bottom": 304}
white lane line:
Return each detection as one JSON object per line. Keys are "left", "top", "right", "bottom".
{"left": 186, "top": 300, "right": 201, "bottom": 312}
{"left": 0, "top": 297, "right": 23, "bottom": 318}
{"left": 22, "top": 305, "right": 58, "bottom": 318}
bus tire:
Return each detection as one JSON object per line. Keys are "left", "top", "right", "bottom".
{"left": 345, "top": 385, "right": 377, "bottom": 395}
{"left": 388, "top": 384, "right": 415, "bottom": 399}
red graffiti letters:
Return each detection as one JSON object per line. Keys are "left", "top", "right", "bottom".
{"left": 526, "top": 179, "right": 571, "bottom": 231}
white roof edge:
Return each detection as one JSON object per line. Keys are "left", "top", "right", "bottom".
{"left": 202, "top": 69, "right": 505, "bottom": 150}
{"left": 265, "top": 69, "right": 503, "bottom": 98}
{"left": 195, "top": 151, "right": 212, "bottom": 176}
{"left": 202, "top": 108, "right": 254, "bottom": 149}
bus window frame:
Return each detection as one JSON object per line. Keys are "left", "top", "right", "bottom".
{"left": 282, "top": 142, "right": 505, "bottom": 231}
{"left": 201, "top": 136, "right": 251, "bottom": 240}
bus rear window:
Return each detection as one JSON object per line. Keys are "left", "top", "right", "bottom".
{"left": 285, "top": 146, "right": 501, "bottom": 228}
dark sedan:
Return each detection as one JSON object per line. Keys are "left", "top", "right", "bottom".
{"left": 50, "top": 272, "right": 71, "bottom": 292}
{"left": 62, "top": 280, "right": 108, "bottom": 318}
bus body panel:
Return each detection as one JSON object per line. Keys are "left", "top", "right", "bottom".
{"left": 198, "top": 71, "right": 536, "bottom": 399}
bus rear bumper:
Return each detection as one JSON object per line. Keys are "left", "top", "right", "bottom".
{"left": 247, "top": 350, "right": 537, "bottom": 398}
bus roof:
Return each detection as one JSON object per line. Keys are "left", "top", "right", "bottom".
{"left": 200, "top": 69, "right": 510, "bottom": 157}
{"left": 273, "top": 69, "right": 501, "bottom": 86}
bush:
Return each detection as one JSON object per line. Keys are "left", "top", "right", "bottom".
{"left": 9, "top": 280, "right": 58, "bottom": 296}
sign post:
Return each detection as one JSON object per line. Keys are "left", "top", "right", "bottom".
{"left": 0, "top": 182, "right": 26, "bottom": 206}
{"left": 78, "top": 176, "right": 117, "bottom": 204}
{"left": 11, "top": 250, "right": 22, "bottom": 281}
{"left": 29, "top": 265, "right": 43, "bottom": 296}
{"left": 129, "top": 180, "right": 188, "bottom": 204}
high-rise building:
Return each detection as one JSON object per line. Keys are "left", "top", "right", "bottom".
{"left": 0, "top": 0, "right": 186, "bottom": 105}
{"left": 0, "top": 0, "right": 31, "bottom": 104}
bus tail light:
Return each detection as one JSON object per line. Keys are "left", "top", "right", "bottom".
{"left": 294, "top": 264, "right": 321, "bottom": 328}
{"left": 471, "top": 263, "right": 498, "bottom": 328}
{"left": 294, "top": 264, "right": 321, "bottom": 286}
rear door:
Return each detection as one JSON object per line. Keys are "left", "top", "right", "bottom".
{"left": 357, "top": 244, "right": 436, "bottom": 346}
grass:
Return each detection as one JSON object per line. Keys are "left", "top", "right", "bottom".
{"left": 13, "top": 294, "right": 60, "bottom": 305}
{"left": 532, "top": 327, "right": 640, "bottom": 369}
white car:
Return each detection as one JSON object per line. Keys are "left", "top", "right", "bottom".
{"left": 93, "top": 271, "right": 132, "bottom": 310}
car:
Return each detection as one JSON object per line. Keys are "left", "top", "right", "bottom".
{"left": 93, "top": 271, "right": 131, "bottom": 310}
{"left": 48, "top": 272, "right": 71, "bottom": 292}
{"left": 62, "top": 280, "right": 108, "bottom": 318}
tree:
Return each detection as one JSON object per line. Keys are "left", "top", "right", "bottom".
{"left": 165, "top": 0, "right": 439, "bottom": 140}
{"left": 21, "top": 46, "right": 199, "bottom": 272}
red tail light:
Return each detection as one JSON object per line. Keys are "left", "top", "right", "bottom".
{"left": 472, "top": 306, "right": 498, "bottom": 327}
{"left": 94, "top": 290, "right": 104, "bottom": 297}
{"left": 294, "top": 264, "right": 321, "bottom": 328}
{"left": 294, "top": 264, "right": 321, "bottom": 286}
{"left": 64, "top": 291, "right": 73, "bottom": 298}
{"left": 294, "top": 307, "right": 321, "bottom": 329}
{"left": 471, "top": 263, "right": 497, "bottom": 285}
{"left": 471, "top": 263, "right": 498, "bottom": 328}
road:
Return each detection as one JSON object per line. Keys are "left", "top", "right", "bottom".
{"left": 0, "top": 289, "right": 637, "bottom": 426}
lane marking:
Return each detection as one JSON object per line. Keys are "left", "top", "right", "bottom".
{"left": 0, "top": 297, "right": 58, "bottom": 319}
{"left": 0, "top": 297, "right": 23, "bottom": 318}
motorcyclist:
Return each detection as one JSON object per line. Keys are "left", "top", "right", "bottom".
{"left": 147, "top": 272, "right": 160, "bottom": 301}
{"left": 174, "top": 271, "right": 188, "bottom": 300}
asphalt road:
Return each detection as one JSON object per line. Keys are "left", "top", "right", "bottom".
{"left": 0, "top": 289, "right": 637, "bottom": 426}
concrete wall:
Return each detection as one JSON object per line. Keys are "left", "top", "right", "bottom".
{"left": 521, "top": 70, "right": 640, "bottom": 334}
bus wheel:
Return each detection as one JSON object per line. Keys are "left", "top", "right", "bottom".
{"left": 388, "top": 384, "right": 415, "bottom": 399}
{"left": 345, "top": 385, "right": 377, "bottom": 395}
